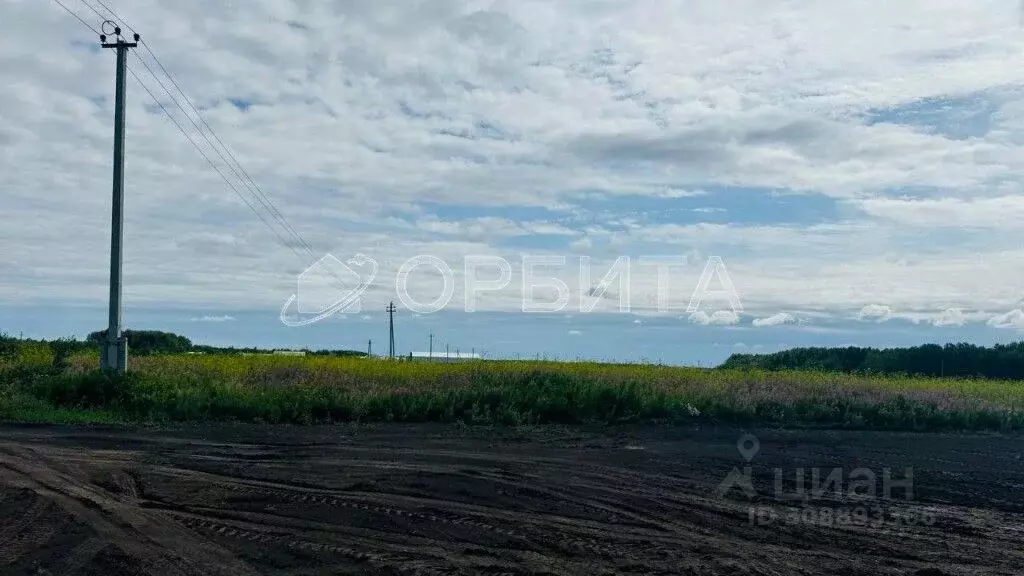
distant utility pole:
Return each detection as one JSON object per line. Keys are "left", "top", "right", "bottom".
{"left": 367, "top": 338, "right": 372, "bottom": 357}
{"left": 386, "top": 301, "right": 397, "bottom": 359}
{"left": 99, "top": 23, "right": 139, "bottom": 375}
{"left": 429, "top": 332, "right": 434, "bottom": 359}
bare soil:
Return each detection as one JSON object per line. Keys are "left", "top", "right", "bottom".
{"left": 0, "top": 423, "right": 1021, "bottom": 575}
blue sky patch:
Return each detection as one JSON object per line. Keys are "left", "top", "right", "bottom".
{"left": 229, "top": 98, "right": 252, "bottom": 112}
{"left": 862, "top": 87, "right": 1020, "bottom": 140}
{"left": 574, "top": 186, "right": 846, "bottom": 227}
{"left": 416, "top": 202, "right": 572, "bottom": 223}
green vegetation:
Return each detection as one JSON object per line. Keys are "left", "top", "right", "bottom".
{"left": 723, "top": 342, "right": 1024, "bottom": 379}
{"left": 2, "top": 334, "right": 1023, "bottom": 431}
{"left": 10, "top": 329, "right": 364, "bottom": 358}
{"left": 87, "top": 329, "right": 193, "bottom": 355}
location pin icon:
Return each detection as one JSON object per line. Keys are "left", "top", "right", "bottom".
{"left": 737, "top": 434, "right": 760, "bottom": 462}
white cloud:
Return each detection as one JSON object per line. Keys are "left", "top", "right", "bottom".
{"left": 569, "top": 236, "right": 593, "bottom": 250}
{"left": 857, "top": 304, "right": 893, "bottom": 323}
{"left": 987, "top": 309, "right": 1024, "bottom": 330}
{"left": 848, "top": 307, "right": 990, "bottom": 327}
{"left": 932, "top": 307, "right": 967, "bottom": 327}
{"left": 752, "top": 312, "right": 796, "bottom": 327}
{"left": 858, "top": 196, "right": 1024, "bottom": 230}
{"left": 567, "top": 329, "right": 582, "bottom": 335}
{"left": 5, "top": 0, "right": 1024, "bottom": 334}
{"left": 416, "top": 217, "right": 576, "bottom": 240}
{"left": 190, "top": 314, "right": 236, "bottom": 322}
{"left": 653, "top": 187, "right": 708, "bottom": 199}
{"left": 689, "top": 310, "right": 740, "bottom": 326}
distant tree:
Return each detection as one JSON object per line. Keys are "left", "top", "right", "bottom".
{"left": 719, "top": 341, "right": 1024, "bottom": 380}
{"left": 306, "top": 348, "right": 367, "bottom": 357}
{"left": 87, "top": 329, "right": 192, "bottom": 355}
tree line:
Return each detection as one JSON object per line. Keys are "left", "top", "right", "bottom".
{"left": 2, "top": 330, "right": 365, "bottom": 358}
{"left": 720, "top": 342, "right": 1024, "bottom": 379}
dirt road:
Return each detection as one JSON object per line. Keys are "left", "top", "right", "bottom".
{"left": 0, "top": 423, "right": 1021, "bottom": 575}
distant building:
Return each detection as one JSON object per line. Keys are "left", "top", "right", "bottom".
{"left": 409, "top": 351, "right": 482, "bottom": 362}
{"left": 272, "top": 350, "right": 306, "bottom": 356}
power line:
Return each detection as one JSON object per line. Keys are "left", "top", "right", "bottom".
{"left": 89, "top": 0, "right": 313, "bottom": 258}
{"left": 51, "top": 0, "right": 99, "bottom": 34}
{"left": 129, "top": 51, "right": 314, "bottom": 257}
{"left": 130, "top": 50, "right": 314, "bottom": 257}
{"left": 125, "top": 65, "right": 311, "bottom": 264}
{"left": 52, "top": 0, "right": 322, "bottom": 270}
{"left": 89, "top": 0, "right": 316, "bottom": 259}
{"left": 76, "top": 0, "right": 313, "bottom": 259}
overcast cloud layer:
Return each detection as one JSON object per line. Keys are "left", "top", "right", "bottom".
{"left": 5, "top": 0, "right": 1024, "bottom": 338}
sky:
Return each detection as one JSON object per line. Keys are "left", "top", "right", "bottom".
{"left": 5, "top": 0, "right": 1024, "bottom": 365}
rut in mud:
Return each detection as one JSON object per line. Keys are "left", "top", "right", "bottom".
{"left": 0, "top": 423, "right": 1021, "bottom": 575}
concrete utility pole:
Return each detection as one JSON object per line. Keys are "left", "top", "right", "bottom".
{"left": 428, "top": 332, "right": 434, "bottom": 359}
{"left": 386, "top": 302, "right": 397, "bottom": 359}
{"left": 367, "top": 339, "right": 372, "bottom": 357}
{"left": 99, "top": 24, "right": 139, "bottom": 374}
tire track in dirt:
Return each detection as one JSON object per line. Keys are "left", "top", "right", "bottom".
{"left": 151, "top": 453, "right": 688, "bottom": 533}
{"left": 2, "top": 424, "right": 1023, "bottom": 575}
{"left": 0, "top": 444, "right": 264, "bottom": 576}
{"left": 124, "top": 432, "right": 1024, "bottom": 574}
{"left": 138, "top": 465, "right": 689, "bottom": 570}
{"left": 167, "top": 512, "right": 454, "bottom": 576}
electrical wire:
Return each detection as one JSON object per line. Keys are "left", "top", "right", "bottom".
{"left": 51, "top": 0, "right": 100, "bottom": 34}
{"left": 51, "top": 0, "right": 325, "bottom": 272}
{"left": 129, "top": 51, "right": 315, "bottom": 257}
{"left": 125, "top": 65, "right": 312, "bottom": 264}
{"left": 88, "top": 0, "right": 317, "bottom": 259}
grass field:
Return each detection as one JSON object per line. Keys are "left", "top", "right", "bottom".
{"left": 2, "top": 341, "right": 1023, "bottom": 430}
